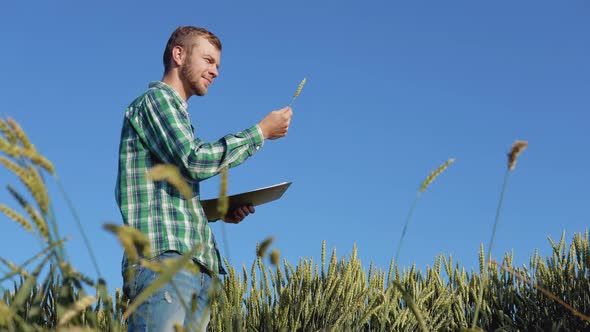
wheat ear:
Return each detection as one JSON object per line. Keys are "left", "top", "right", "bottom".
{"left": 0, "top": 158, "right": 50, "bottom": 214}
{"left": 25, "top": 164, "right": 49, "bottom": 214}
{"left": 0, "top": 119, "right": 17, "bottom": 145}
{"left": 6, "top": 117, "right": 33, "bottom": 150}
{"left": 0, "top": 157, "right": 33, "bottom": 188}
{"left": 270, "top": 249, "right": 280, "bottom": 266}
{"left": 0, "top": 137, "right": 20, "bottom": 159}
{"left": 0, "top": 204, "right": 34, "bottom": 233}
{"left": 395, "top": 158, "right": 455, "bottom": 263}
{"left": 289, "top": 78, "right": 307, "bottom": 106}
{"left": 58, "top": 296, "right": 96, "bottom": 326}
{"left": 16, "top": 147, "right": 55, "bottom": 174}
{"left": 7, "top": 185, "right": 48, "bottom": 241}
{"left": 493, "top": 259, "right": 590, "bottom": 322}
{"left": 420, "top": 158, "right": 455, "bottom": 192}
{"left": 257, "top": 237, "right": 275, "bottom": 258}
{"left": 146, "top": 164, "right": 192, "bottom": 200}
{"left": 104, "top": 224, "right": 151, "bottom": 262}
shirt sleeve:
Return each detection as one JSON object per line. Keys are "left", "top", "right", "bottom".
{"left": 127, "top": 88, "right": 264, "bottom": 181}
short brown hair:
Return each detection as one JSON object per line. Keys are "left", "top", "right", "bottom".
{"left": 163, "top": 26, "right": 222, "bottom": 73}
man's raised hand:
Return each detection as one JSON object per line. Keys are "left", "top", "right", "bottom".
{"left": 258, "top": 106, "right": 293, "bottom": 140}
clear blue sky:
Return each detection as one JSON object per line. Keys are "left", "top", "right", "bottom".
{"left": 1, "top": 1, "right": 588, "bottom": 292}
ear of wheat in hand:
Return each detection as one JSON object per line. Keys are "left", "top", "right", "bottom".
{"left": 289, "top": 78, "right": 306, "bottom": 106}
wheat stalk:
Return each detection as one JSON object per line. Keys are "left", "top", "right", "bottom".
{"left": 58, "top": 296, "right": 96, "bottom": 326}
{"left": 217, "top": 166, "right": 233, "bottom": 265}
{"left": 472, "top": 140, "right": 528, "bottom": 329}
{"left": 0, "top": 137, "right": 20, "bottom": 159}
{"left": 270, "top": 249, "right": 280, "bottom": 266}
{"left": 6, "top": 117, "right": 33, "bottom": 151}
{"left": 103, "top": 224, "right": 151, "bottom": 262}
{"left": 0, "top": 118, "right": 63, "bottom": 266}
{"left": 144, "top": 256, "right": 201, "bottom": 276}
{"left": 6, "top": 185, "right": 48, "bottom": 241}
{"left": 257, "top": 237, "right": 274, "bottom": 258}
{"left": 0, "top": 237, "right": 69, "bottom": 283}
{"left": 0, "top": 157, "right": 30, "bottom": 186}
{"left": 0, "top": 204, "right": 33, "bottom": 233}
{"left": 0, "top": 300, "right": 15, "bottom": 326}
{"left": 492, "top": 259, "right": 590, "bottom": 322}
{"left": 25, "top": 164, "right": 49, "bottom": 214}
{"left": 217, "top": 167, "right": 229, "bottom": 217}
{"left": 0, "top": 117, "right": 54, "bottom": 174}
{"left": 289, "top": 78, "right": 306, "bottom": 106}
{"left": 58, "top": 261, "right": 96, "bottom": 286}
{"left": 15, "top": 146, "right": 55, "bottom": 174}
{"left": 0, "top": 257, "right": 30, "bottom": 279}
{"left": 123, "top": 245, "right": 202, "bottom": 320}
{"left": 395, "top": 158, "right": 455, "bottom": 263}
{"left": 420, "top": 158, "right": 455, "bottom": 193}
{"left": 0, "top": 158, "right": 50, "bottom": 215}
{"left": 146, "top": 164, "right": 192, "bottom": 200}
{"left": 0, "top": 119, "right": 16, "bottom": 145}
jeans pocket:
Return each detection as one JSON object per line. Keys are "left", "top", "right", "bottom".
{"left": 122, "top": 265, "right": 139, "bottom": 299}
{"left": 124, "top": 251, "right": 182, "bottom": 300}
{"left": 134, "top": 264, "right": 159, "bottom": 298}
{"left": 125, "top": 263, "right": 156, "bottom": 300}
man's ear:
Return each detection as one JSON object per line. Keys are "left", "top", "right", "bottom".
{"left": 171, "top": 45, "right": 185, "bottom": 67}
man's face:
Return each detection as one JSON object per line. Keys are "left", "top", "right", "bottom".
{"left": 180, "top": 37, "right": 220, "bottom": 97}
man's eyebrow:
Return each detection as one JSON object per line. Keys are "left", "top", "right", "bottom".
{"left": 204, "top": 55, "right": 220, "bottom": 69}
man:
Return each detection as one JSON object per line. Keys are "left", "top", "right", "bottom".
{"left": 115, "top": 26, "right": 293, "bottom": 331}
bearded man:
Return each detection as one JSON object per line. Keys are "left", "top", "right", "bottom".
{"left": 116, "top": 26, "right": 292, "bottom": 331}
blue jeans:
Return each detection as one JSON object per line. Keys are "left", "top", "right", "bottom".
{"left": 123, "top": 251, "right": 213, "bottom": 332}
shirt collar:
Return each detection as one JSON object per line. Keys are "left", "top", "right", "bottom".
{"left": 149, "top": 81, "right": 188, "bottom": 111}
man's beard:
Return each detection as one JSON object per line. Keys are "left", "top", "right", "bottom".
{"left": 180, "top": 62, "right": 207, "bottom": 96}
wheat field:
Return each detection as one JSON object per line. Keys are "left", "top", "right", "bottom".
{"left": 1, "top": 117, "right": 588, "bottom": 331}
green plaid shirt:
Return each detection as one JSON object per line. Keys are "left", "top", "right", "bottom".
{"left": 115, "top": 81, "right": 264, "bottom": 274}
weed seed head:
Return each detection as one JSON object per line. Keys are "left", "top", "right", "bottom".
{"left": 508, "top": 140, "right": 528, "bottom": 171}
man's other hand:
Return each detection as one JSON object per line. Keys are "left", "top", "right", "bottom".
{"left": 222, "top": 205, "right": 255, "bottom": 224}
{"left": 258, "top": 106, "right": 293, "bottom": 140}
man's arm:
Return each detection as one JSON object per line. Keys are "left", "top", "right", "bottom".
{"left": 127, "top": 89, "right": 264, "bottom": 182}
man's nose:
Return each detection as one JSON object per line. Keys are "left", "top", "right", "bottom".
{"left": 210, "top": 66, "right": 218, "bottom": 78}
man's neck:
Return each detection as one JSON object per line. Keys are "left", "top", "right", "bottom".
{"left": 161, "top": 73, "right": 190, "bottom": 102}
